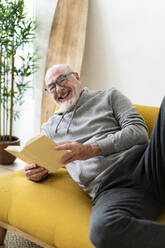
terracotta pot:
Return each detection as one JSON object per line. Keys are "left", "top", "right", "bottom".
{"left": 0, "top": 136, "right": 20, "bottom": 165}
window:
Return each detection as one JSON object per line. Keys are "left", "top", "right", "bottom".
{"left": 13, "top": 0, "right": 35, "bottom": 145}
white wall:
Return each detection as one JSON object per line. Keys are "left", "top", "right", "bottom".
{"left": 33, "top": 0, "right": 165, "bottom": 134}
{"left": 81, "top": 0, "right": 165, "bottom": 106}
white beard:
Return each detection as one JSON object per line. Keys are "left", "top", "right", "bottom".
{"left": 54, "top": 83, "right": 82, "bottom": 112}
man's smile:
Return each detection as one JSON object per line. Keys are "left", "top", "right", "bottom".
{"left": 56, "top": 89, "right": 72, "bottom": 102}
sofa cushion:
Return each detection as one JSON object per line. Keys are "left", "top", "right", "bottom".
{"left": 0, "top": 168, "right": 93, "bottom": 248}
{"left": 135, "top": 104, "right": 159, "bottom": 137}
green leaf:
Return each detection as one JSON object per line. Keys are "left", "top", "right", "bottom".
{"left": 0, "top": 0, "right": 39, "bottom": 134}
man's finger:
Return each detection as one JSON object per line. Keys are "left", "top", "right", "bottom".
{"left": 61, "top": 151, "right": 73, "bottom": 164}
{"left": 25, "top": 167, "right": 46, "bottom": 177}
{"left": 62, "top": 158, "right": 74, "bottom": 164}
{"left": 56, "top": 141, "right": 72, "bottom": 145}
{"left": 56, "top": 143, "right": 73, "bottom": 150}
{"left": 30, "top": 170, "right": 46, "bottom": 179}
{"left": 24, "top": 163, "right": 38, "bottom": 171}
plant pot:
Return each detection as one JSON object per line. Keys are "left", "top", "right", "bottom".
{"left": 0, "top": 136, "right": 20, "bottom": 165}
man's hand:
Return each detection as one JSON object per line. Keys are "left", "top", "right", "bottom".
{"left": 56, "top": 141, "right": 102, "bottom": 164}
{"left": 24, "top": 163, "right": 48, "bottom": 182}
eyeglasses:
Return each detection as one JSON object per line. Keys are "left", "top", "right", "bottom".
{"left": 45, "top": 72, "right": 75, "bottom": 94}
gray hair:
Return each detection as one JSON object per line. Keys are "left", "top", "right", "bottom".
{"left": 45, "top": 64, "right": 73, "bottom": 82}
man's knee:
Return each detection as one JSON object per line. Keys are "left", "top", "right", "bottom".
{"left": 89, "top": 211, "right": 131, "bottom": 248}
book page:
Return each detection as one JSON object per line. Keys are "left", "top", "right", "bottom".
{"left": 25, "top": 134, "right": 42, "bottom": 146}
{"left": 5, "top": 135, "right": 67, "bottom": 172}
{"left": 5, "top": 146, "right": 22, "bottom": 152}
{"left": 5, "top": 150, "right": 34, "bottom": 164}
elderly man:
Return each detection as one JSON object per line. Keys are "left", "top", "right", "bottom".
{"left": 24, "top": 64, "right": 165, "bottom": 248}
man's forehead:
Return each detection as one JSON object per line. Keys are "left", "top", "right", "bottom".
{"left": 53, "top": 65, "right": 70, "bottom": 76}
{"left": 47, "top": 70, "right": 68, "bottom": 84}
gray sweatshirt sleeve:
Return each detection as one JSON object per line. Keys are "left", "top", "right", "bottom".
{"left": 97, "top": 89, "right": 149, "bottom": 156}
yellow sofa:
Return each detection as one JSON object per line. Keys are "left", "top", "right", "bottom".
{"left": 0, "top": 104, "right": 165, "bottom": 248}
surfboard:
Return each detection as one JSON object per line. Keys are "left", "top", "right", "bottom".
{"left": 41, "top": 0, "right": 89, "bottom": 126}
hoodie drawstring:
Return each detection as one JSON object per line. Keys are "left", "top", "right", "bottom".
{"left": 66, "top": 104, "right": 78, "bottom": 134}
{"left": 55, "top": 111, "right": 66, "bottom": 133}
{"left": 55, "top": 89, "right": 84, "bottom": 134}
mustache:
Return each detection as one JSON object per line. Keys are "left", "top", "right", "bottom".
{"left": 56, "top": 89, "right": 71, "bottom": 99}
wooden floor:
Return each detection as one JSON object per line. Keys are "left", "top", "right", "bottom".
{"left": 0, "top": 222, "right": 55, "bottom": 248}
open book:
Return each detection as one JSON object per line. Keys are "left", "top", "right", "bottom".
{"left": 5, "top": 135, "right": 67, "bottom": 172}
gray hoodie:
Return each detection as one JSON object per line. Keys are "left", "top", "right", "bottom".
{"left": 41, "top": 87, "right": 148, "bottom": 199}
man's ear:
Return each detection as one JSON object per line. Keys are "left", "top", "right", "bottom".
{"left": 74, "top": 72, "right": 80, "bottom": 80}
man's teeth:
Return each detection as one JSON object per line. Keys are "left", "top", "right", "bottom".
{"left": 58, "top": 91, "right": 70, "bottom": 100}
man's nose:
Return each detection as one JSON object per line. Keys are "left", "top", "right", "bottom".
{"left": 55, "top": 84, "right": 63, "bottom": 93}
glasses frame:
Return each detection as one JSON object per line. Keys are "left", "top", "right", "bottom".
{"left": 45, "top": 71, "right": 75, "bottom": 94}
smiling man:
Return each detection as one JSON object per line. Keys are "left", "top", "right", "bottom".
{"left": 45, "top": 64, "right": 83, "bottom": 112}
{"left": 24, "top": 64, "right": 165, "bottom": 248}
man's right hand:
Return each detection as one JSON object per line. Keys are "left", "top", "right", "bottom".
{"left": 24, "top": 163, "right": 48, "bottom": 182}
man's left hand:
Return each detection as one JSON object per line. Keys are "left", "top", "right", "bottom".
{"left": 55, "top": 141, "right": 102, "bottom": 164}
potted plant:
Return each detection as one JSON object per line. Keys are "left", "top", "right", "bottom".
{"left": 0, "top": 0, "right": 38, "bottom": 165}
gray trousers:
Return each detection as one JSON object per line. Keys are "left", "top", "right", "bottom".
{"left": 90, "top": 96, "right": 165, "bottom": 248}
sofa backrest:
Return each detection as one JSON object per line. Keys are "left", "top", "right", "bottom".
{"left": 135, "top": 105, "right": 159, "bottom": 137}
